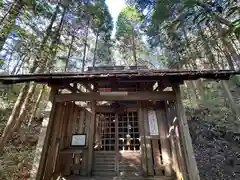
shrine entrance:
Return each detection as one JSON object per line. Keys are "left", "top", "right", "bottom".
{"left": 93, "top": 110, "right": 141, "bottom": 177}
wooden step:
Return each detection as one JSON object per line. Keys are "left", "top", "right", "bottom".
{"left": 93, "top": 166, "right": 115, "bottom": 171}
{"left": 94, "top": 161, "right": 116, "bottom": 166}
{"left": 94, "top": 157, "right": 116, "bottom": 161}
{"left": 94, "top": 155, "right": 115, "bottom": 159}
{"left": 94, "top": 151, "right": 116, "bottom": 155}
{"left": 65, "top": 176, "right": 175, "bottom": 180}
{"left": 92, "top": 171, "right": 117, "bottom": 176}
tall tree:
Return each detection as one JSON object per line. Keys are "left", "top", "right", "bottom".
{"left": 116, "top": 6, "right": 143, "bottom": 65}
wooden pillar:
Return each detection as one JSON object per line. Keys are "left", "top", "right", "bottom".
{"left": 151, "top": 139, "right": 162, "bottom": 176}
{"left": 156, "top": 104, "right": 172, "bottom": 176}
{"left": 30, "top": 86, "right": 58, "bottom": 180}
{"left": 51, "top": 103, "right": 66, "bottom": 178}
{"left": 138, "top": 101, "right": 147, "bottom": 176}
{"left": 54, "top": 103, "right": 68, "bottom": 177}
{"left": 62, "top": 102, "right": 73, "bottom": 176}
{"left": 173, "top": 85, "right": 200, "bottom": 180}
{"left": 165, "top": 101, "right": 186, "bottom": 180}
{"left": 87, "top": 101, "right": 96, "bottom": 176}
{"left": 43, "top": 103, "right": 64, "bottom": 180}
{"left": 81, "top": 108, "right": 89, "bottom": 176}
{"left": 143, "top": 101, "right": 154, "bottom": 176}
{"left": 72, "top": 106, "right": 83, "bottom": 175}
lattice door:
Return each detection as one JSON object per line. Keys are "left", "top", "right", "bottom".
{"left": 95, "top": 111, "right": 140, "bottom": 151}
{"left": 95, "top": 112, "right": 116, "bottom": 151}
{"left": 118, "top": 112, "right": 140, "bottom": 151}
{"left": 94, "top": 111, "right": 141, "bottom": 176}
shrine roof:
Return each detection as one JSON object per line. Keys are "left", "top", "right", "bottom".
{"left": 0, "top": 66, "right": 239, "bottom": 84}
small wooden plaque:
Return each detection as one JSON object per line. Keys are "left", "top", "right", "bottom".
{"left": 71, "top": 134, "right": 86, "bottom": 147}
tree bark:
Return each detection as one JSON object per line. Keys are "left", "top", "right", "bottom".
{"left": 28, "top": 85, "right": 46, "bottom": 127}
{"left": 12, "top": 84, "right": 37, "bottom": 132}
{"left": 221, "top": 38, "right": 240, "bottom": 68}
{"left": 208, "top": 23, "right": 240, "bottom": 85}
{"left": 214, "top": 22, "right": 240, "bottom": 68}
{"left": 198, "top": 24, "right": 240, "bottom": 119}
{"left": 0, "top": 4, "right": 61, "bottom": 152}
{"left": 92, "top": 32, "right": 99, "bottom": 67}
{"left": 82, "top": 18, "right": 91, "bottom": 72}
{"left": 65, "top": 34, "right": 75, "bottom": 72}
{"left": 0, "top": 2, "right": 15, "bottom": 25}
{"left": 46, "top": 7, "right": 66, "bottom": 72}
{"left": 11, "top": 55, "right": 27, "bottom": 74}
{"left": 196, "top": 1, "right": 233, "bottom": 28}
{"left": 0, "top": 0, "right": 23, "bottom": 51}
{"left": 15, "top": 56, "right": 30, "bottom": 74}
{"left": 30, "top": 3, "right": 60, "bottom": 73}
{"left": 0, "top": 84, "right": 29, "bottom": 152}
{"left": 220, "top": 80, "right": 240, "bottom": 121}
{"left": 132, "top": 31, "right": 137, "bottom": 66}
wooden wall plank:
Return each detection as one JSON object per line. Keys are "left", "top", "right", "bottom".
{"left": 156, "top": 106, "right": 172, "bottom": 176}
{"left": 81, "top": 108, "right": 88, "bottom": 176}
{"left": 173, "top": 85, "right": 200, "bottom": 180}
{"left": 63, "top": 102, "right": 70, "bottom": 149}
{"left": 52, "top": 103, "right": 66, "bottom": 179}
{"left": 138, "top": 101, "right": 147, "bottom": 176}
{"left": 63, "top": 102, "right": 75, "bottom": 176}
{"left": 73, "top": 105, "right": 81, "bottom": 175}
{"left": 143, "top": 102, "right": 154, "bottom": 176}
{"left": 173, "top": 103, "right": 190, "bottom": 180}
{"left": 87, "top": 101, "right": 96, "bottom": 176}
{"left": 169, "top": 102, "right": 187, "bottom": 180}
{"left": 54, "top": 103, "right": 68, "bottom": 178}
{"left": 164, "top": 102, "right": 181, "bottom": 176}
{"left": 151, "top": 139, "right": 163, "bottom": 176}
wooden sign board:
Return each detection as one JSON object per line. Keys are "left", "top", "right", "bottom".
{"left": 148, "top": 110, "right": 159, "bottom": 135}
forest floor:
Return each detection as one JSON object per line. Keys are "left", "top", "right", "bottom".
{"left": 189, "top": 118, "right": 240, "bottom": 180}
{"left": 0, "top": 118, "right": 41, "bottom": 180}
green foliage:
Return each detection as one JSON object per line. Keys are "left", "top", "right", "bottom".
{"left": 116, "top": 6, "right": 143, "bottom": 40}
{"left": 116, "top": 6, "right": 146, "bottom": 65}
{"left": 0, "top": 59, "right": 4, "bottom": 67}
{"left": 232, "top": 19, "right": 240, "bottom": 38}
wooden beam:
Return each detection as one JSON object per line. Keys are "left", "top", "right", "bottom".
{"left": 55, "top": 91, "right": 176, "bottom": 102}
{"left": 173, "top": 85, "right": 200, "bottom": 180}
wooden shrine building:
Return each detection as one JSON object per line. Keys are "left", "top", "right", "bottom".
{"left": 0, "top": 66, "right": 239, "bottom": 180}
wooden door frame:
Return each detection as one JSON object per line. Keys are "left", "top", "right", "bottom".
{"left": 115, "top": 113, "right": 120, "bottom": 176}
